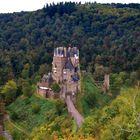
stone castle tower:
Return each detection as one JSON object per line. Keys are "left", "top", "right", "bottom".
{"left": 37, "top": 46, "right": 80, "bottom": 99}
{"left": 52, "top": 46, "right": 80, "bottom": 97}
{"left": 52, "top": 47, "right": 67, "bottom": 83}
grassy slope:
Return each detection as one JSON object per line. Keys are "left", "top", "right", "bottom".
{"left": 5, "top": 77, "right": 140, "bottom": 139}
{"left": 76, "top": 73, "right": 112, "bottom": 116}
{"left": 76, "top": 75, "right": 140, "bottom": 139}
{"left": 4, "top": 119, "right": 27, "bottom": 140}
{"left": 14, "top": 76, "right": 139, "bottom": 139}
{"left": 91, "top": 87, "right": 140, "bottom": 140}
{"left": 7, "top": 95, "right": 68, "bottom": 132}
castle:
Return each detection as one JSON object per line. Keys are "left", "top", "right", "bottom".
{"left": 37, "top": 46, "right": 80, "bottom": 99}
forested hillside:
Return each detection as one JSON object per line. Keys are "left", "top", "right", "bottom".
{"left": 0, "top": 2, "right": 140, "bottom": 85}
{"left": 0, "top": 2, "right": 140, "bottom": 140}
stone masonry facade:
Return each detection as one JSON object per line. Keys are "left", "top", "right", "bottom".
{"left": 52, "top": 46, "right": 80, "bottom": 98}
{"left": 37, "top": 46, "right": 80, "bottom": 99}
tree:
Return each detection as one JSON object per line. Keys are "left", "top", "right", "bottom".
{"left": 110, "top": 73, "right": 123, "bottom": 94}
{"left": 94, "top": 64, "right": 105, "bottom": 81}
{"left": 130, "top": 72, "right": 138, "bottom": 85}
{"left": 21, "top": 63, "right": 30, "bottom": 79}
{"left": 22, "top": 80, "right": 33, "bottom": 97}
{"left": 51, "top": 82, "right": 61, "bottom": 93}
{"left": 82, "top": 116, "right": 98, "bottom": 136}
{"left": 32, "top": 104, "right": 40, "bottom": 114}
{"left": 0, "top": 92, "right": 5, "bottom": 137}
{"left": 100, "top": 129, "right": 114, "bottom": 140}
{"left": 95, "top": 55, "right": 102, "bottom": 64}
{"left": 119, "top": 72, "right": 128, "bottom": 82}
{"left": 39, "top": 64, "right": 51, "bottom": 76}
{"left": 84, "top": 90, "right": 97, "bottom": 108}
{"left": 55, "top": 100, "right": 64, "bottom": 115}
{"left": 1, "top": 80, "right": 17, "bottom": 104}
{"left": 0, "top": 102, "right": 5, "bottom": 116}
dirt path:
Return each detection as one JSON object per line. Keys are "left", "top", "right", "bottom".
{"left": 66, "top": 96, "right": 84, "bottom": 127}
{"left": 6, "top": 115, "right": 29, "bottom": 136}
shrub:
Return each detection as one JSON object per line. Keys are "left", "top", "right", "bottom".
{"left": 130, "top": 72, "right": 138, "bottom": 84}
{"left": 125, "top": 79, "right": 132, "bottom": 86}
{"left": 82, "top": 116, "right": 98, "bottom": 136}
{"left": 100, "top": 129, "right": 113, "bottom": 140}
{"left": 11, "top": 111, "right": 18, "bottom": 120}
{"left": 51, "top": 82, "right": 61, "bottom": 93}
{"left": 22, "top": 80, "right": 33, "bottom": 97}
{"left": 12, "top": 130, "right": 21, "bottom": 140}
{"left": 55, "top": 100, "right": 65, "bottom": 115}
{"left": 84, "top": 92, "right": 97, "bottom": 108}
{"left": 32, "top": 104, "right": 40, "bottom": 114}
{"left": 0, "top": 134, "right": 5, "bottom": 140}
{"left": 1, "top": 80, "right": 17, "bottom": 104}
{"left": 24, "top": 99, "right": 31, "bottom": 105}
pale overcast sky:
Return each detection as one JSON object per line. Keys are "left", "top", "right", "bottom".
{"left": 0, "top": 0, "right": 139, "bottom": 13}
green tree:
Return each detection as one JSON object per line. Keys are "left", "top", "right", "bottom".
{"left": 119, "top": 72, "right": 128, "bottom": 82}
{"left": 55, "top": 100, "right": 65, "bottom": 115}
{"left": 39, "top": 64, "right": 51, "bottom": 76}
{"left": 100, "top": 129, "right": 114, "bottom": 140}
{"left": 32, "top": 104, "right": 40, "bottom": 114}
{"left": 1, "top": 80, "right": 17, "bottom": 104}
{"left": 22, "top": 81, "right": 33, "bottom": 97}
{"left": 82, "top": 116, "right": 98, "bottom": 136}
{"left": 94, "top": 64, "right": 105, "bottom": 81}
{"left": 110, "top": 73, "right": 123, "bottom": 94}
{"left": 130, "top": 72, "right": 138, "bottom": 85}
{"left": 21, "top": 63, "right": 30, "bottom": 79}
{"left": 51, "top": 82, "right": 61, "bottom": 93}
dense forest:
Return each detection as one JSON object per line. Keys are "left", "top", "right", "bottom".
{"left": 0, "top": 2, "right": 140, "bottom": 85}
{"left": 0, "top": 2, "right": 140, "bottom": 140}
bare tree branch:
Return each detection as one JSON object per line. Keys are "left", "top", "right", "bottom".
{"left": 116, "top": 124, "right": 132, "bottom": 133}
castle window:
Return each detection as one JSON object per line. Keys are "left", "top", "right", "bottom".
{"left": 53, "top": 64, "right": 57, "bottom": 70}
{"left": 63, "top": 71, "right": 66, "bottom": 74}
{"left": 74, "top": 67, "right": 78, "bottom": 72}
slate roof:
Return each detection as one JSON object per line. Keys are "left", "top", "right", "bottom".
{"left": 71, "top": 73, "right": 80, "bottom": 82}
{"left": 70, "top": 47, "right": 78, "bottom": 57}
{"left": 42, "top": 74, "right": 48, "bottom": 80}
{"left": 64, "top": 58, "right": 74, "bottom": 70}
{"left": 42, "top": 73, "right": 53, "bottom": 83}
